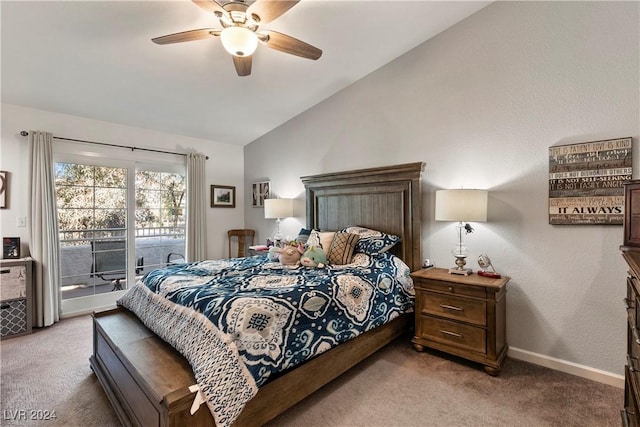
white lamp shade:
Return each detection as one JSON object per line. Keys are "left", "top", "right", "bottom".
{"left": 220, "top": 27, "right": 258, "bottom": 57}
{"left": 264, "top": 198, "right": 293, "bottom": 219}
{"left": 435, "top": 189, "right": 488, "bottom": 222}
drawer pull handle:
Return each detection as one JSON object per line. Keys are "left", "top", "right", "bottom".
{"left": 440, "top": 330, "right": 462, "bottom": 338}
{"left": 448, "top": 286, "right": 454, "bottom": 292}
{"left": 627, "top": 354, "right": 638, "bottom": 372}
{"left": 440, "top": 304, "right": 463, "bottom": 312}
{"left": 632, "top": 325, "right": 640, "bottom": 346}
{"left": 0, "top": 269, "right": 9, "bottom": 274}
{"left": 1, "top": 304, "right": 10, "bottom": 310}
{"left": 621, "top": 408, "right": 634, "bottom": 427}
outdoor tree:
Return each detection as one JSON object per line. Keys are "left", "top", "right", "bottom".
{"left": 55, "top": 164, "right": 185, "bottom": 243}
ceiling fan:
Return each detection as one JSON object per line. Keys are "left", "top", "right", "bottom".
{"left": 152, "top": 0, "right": 322, "bottom": 77}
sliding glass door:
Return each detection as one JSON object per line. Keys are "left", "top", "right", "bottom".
{"left": 56, "top": 162, "right": 130, "bottom": 299}
{"left": 134, "top": 168, "right": 186, "bottom": 273}
{"left": 54, "top": 154, "right": 185, "bottom": 315}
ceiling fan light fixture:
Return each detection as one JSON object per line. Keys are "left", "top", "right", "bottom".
{"left": 153, "top": 1, "right": 322, "bottom": 75}
{"left": 220, "top": 26, "right": 258, "bottom": 57}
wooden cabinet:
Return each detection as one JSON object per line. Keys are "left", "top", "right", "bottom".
{"left": 625, "top": 181, "right": 640, "bottom": 247}
{"left": 621, "top": 248, "right": 640, "bottom": 426}
{"left": 622, "top": 179, "right": 640, "bottom": 425}
{"left": 411, "top": 268, "right": 509, "bottom": 375}
{"left": 0, "top": 258, "right": 33, "bottom": 338}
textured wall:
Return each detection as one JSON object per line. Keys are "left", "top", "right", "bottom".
{"left": 244, "top": 1, "right": 640, "bottom": 375}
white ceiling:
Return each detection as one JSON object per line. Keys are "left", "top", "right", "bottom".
{"left": 1, "top": 1, "right": 490, "bottom": 146}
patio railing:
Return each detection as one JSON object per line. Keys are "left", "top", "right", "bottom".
{"left": 59, "top": 226, "right": 185, "bottom": 298}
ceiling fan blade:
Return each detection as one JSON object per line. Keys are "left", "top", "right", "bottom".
{"left": 192, "top": 0, "right": 227, "bottom": 17}
{"left": 248, "top": 0, "right": 299, "bottom": 24}
{"left": 233, "top": 55, "right": 252, "bottom": 77}
{"left": 152, "top": 29, "right": 220, "bottom": 45}
{"left": 262, "top": 30, "right": 322, "bottom": 60}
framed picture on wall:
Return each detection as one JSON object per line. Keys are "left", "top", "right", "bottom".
{"left": 252, "top": 181, "right": 270, "bottom": 208}
{"left": 548, "top": 137, "right": 632, "bottom": 225}
{"left": 0, "top": 171, "right": 7, "bottom": 209}
{"left": 3, "top": 237, "right": 20, "bottom": 259}
{"left": 211, "top": 185, "right": 236, "bottom": 208}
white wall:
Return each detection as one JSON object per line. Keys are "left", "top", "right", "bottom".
{"left": 244, "top": 1, "right": 640, "bottom": 377}
{"left": 0, "top": 103, "right": 245, "bottom": 261}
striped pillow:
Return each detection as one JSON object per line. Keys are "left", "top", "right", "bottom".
{"left": 327, "top": 232, "right": 360, "bottom": 265}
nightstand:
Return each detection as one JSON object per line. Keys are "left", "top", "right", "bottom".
{"left": 0, "top": 257, "right": 34, "bottom": 339}
{"left": 411, "top": 267, "right": 509, "bottom": 375}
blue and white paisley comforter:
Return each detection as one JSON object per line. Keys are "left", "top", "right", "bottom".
{"left": 118, "top": 251, "right": 414, "bottom": 427}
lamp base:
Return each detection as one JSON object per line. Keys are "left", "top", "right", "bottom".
{"left": 273, "top": 218, "right": 283, "bottom": 247}
{"left": 448, "top": 267, "right": 472, "bottom": 276}
{"left": 448, "top": 255, "right": 472, "bottom": 275}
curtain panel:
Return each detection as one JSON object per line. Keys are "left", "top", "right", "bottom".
{"left": 186, "top": 152, "right": 207, "bottom": 262}
{"left": 28, "top": 131, "right": 61, "bottom": 327}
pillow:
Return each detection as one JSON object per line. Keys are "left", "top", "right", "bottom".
{"left": 307, "top": 229, "right": 321, "bottom": 247}
{"left": 326, "top": 232, "right": 360, "bottom": 265}
{"left": 307, "top": 229, "right": 335, "bottom": 251}
{"left": 319, "top": 231, "right": 335, "bottom": 251}
{"left": 296, "top": 228, "right": 311, "bottom": 245}
{"left": 340, "top": 226, "right": 400, "bottom": 255}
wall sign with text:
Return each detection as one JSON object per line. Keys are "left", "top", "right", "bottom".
{"left": 549, "top": 137, "right": 632, "bottom": 225}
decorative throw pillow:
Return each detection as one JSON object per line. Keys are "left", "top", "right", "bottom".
{"left": 318, "top": 231, "right": 335, "bottom": 251}
{"left": 340, "top": 226, "right": 400, "bottom": 255}
{"left": 307, "top": 229, "right": 321, "bottom": 247}
{"left": 327, "top": 232, "right": 360, "bottom": 265}
{"left": 306, "top": 230, "right": 336, "bottom": 251}
{"left": 296, "top": 228, "right": 311, "bottom": 245}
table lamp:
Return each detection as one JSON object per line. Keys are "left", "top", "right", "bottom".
{"left": 435, "top": 189, "right": 488, "bottom": 275}
{"left": 264, "top": 198, "right": 293, "bottom": 244}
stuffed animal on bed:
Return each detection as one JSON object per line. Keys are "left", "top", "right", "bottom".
{"left": 274, "top": 244, "right": 305, "bottom": 266}
{"left": 267, "top": 246, "right": 281, "bottom": 262}
{"left": 300, "top": 246, "right": 327, "bottom": 268}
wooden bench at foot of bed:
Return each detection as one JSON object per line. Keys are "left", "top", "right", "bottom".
{"left": 90, "top": 307, "right": 411, "bottom": 427}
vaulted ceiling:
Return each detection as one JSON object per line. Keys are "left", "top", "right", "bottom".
{"left": 1, "top": 1, "right": 490, "bottom": 145}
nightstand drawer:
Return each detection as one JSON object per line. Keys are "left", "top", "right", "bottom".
{"left": 417, "top": 279, "right": 487, "bottom": 299}
{"left": 419, "top": 291, "right": 486, "bottom": 326}
{"left": 0, "top": 265, "right": 27, "bottom": 300}
{"left": 419, "top": 316, "right": 486, "bottom": 354}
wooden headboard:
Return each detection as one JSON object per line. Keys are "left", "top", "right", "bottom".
{"left": 301, "top": 162, "right": 425, "bottom": 271}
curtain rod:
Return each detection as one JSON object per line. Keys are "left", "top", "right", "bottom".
{"left": 19, "top": 131, "right": 209, "bottom": 160}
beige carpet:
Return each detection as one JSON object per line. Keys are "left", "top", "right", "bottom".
{"left": 0, "top": 315, "right": 622, "bottom": 427}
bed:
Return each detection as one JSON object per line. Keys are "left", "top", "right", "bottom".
{"left": 90, "top": 162, "right": 425, "bottom": 427}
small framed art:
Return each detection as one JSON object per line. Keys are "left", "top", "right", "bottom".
{"left": 211, "top": 185, "right": 236, "bottom": 208}
{"left": 3, "top": 237, "right": 20, "bottom": 259}
{"left": 252, "top": 181, "right": 270, "bottom": 208}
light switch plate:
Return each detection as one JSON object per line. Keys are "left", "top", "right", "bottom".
{"left": 16, "top": 216, "right": 26, "bottom": 227}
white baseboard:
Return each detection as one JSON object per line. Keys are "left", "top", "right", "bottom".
{"left": 61, "top": 291, "right": 123, "bottom": 319}
{"left": 61, "top": 302, "right": 118, "bottom": 319}
{"left": 509, "top": 347, "right": 624, "bottom": 389}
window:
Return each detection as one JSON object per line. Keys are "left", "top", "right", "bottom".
{"left": 55, "top": 161, "right": 185, "bottom": 301}
{"left": 56, "top": 163, "right": 128, "bottom": 299}
{"left": 135, "top": 169, "right": 185, "bottom": 271}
